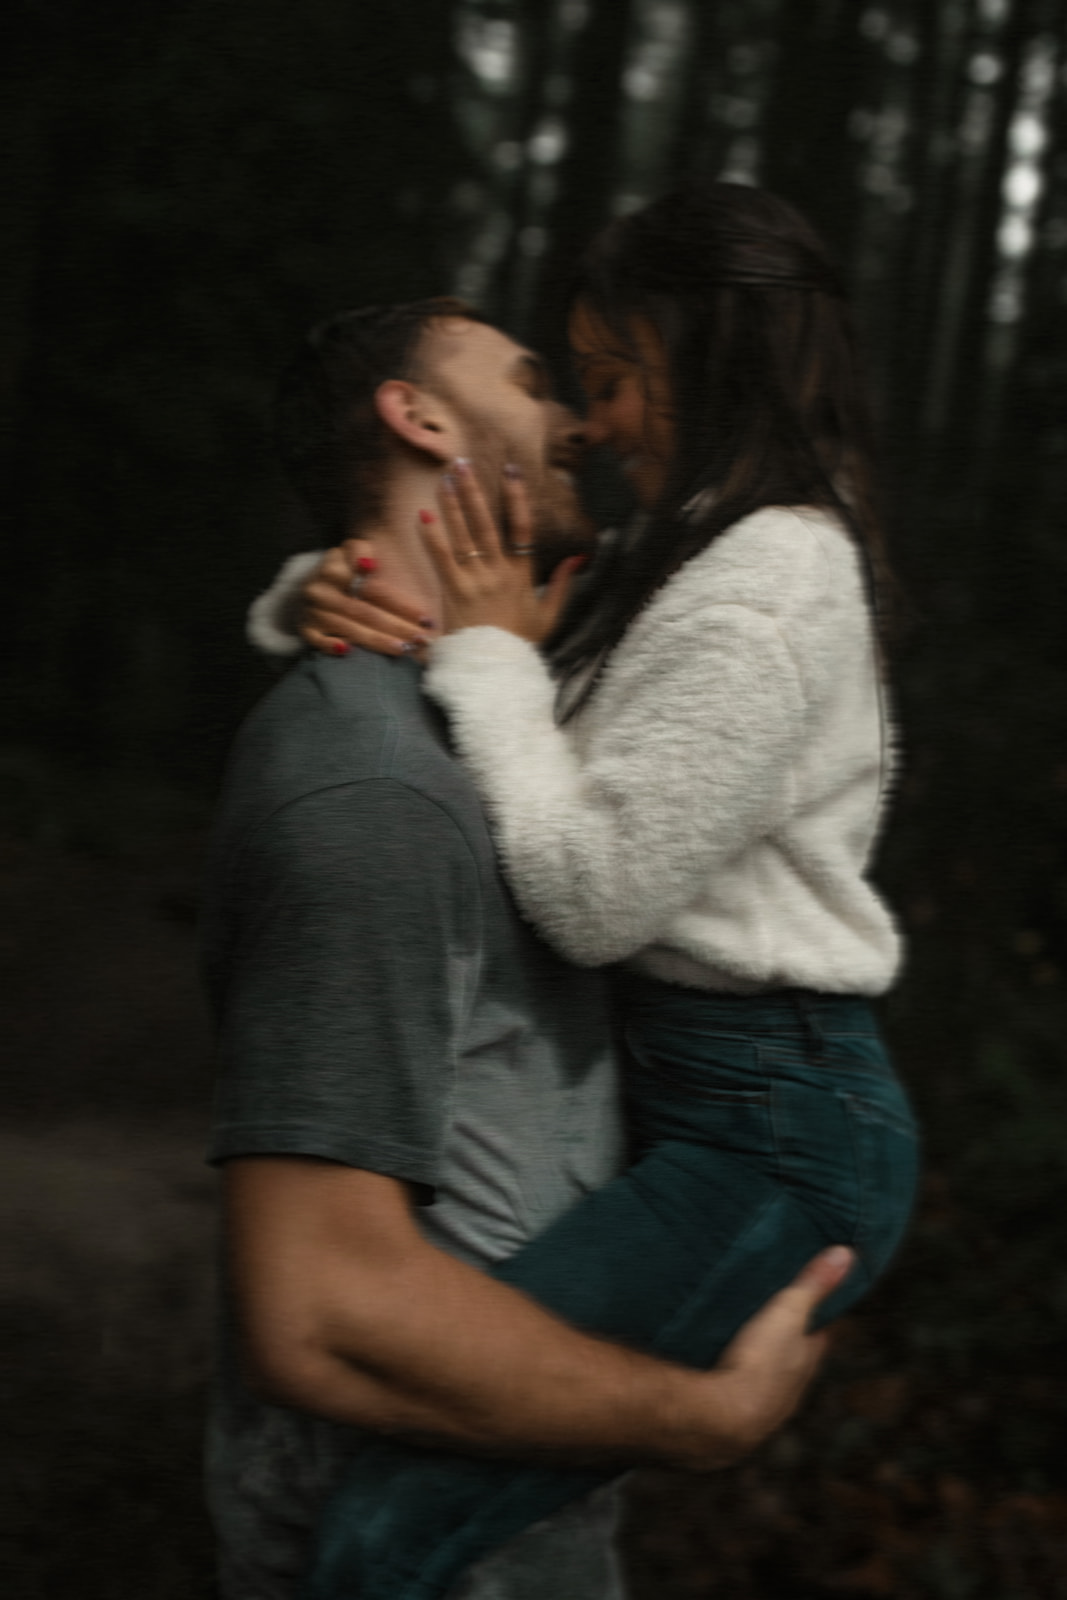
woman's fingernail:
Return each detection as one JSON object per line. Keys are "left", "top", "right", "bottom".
{"left": 331, "top": 640, "right": 350, "bottom": 656}
{"left": 441, "top": 473, "right": 456, "bottom": 492}
{"left": 453, "top": 457, "right": 471, "bottom": 476}
{"left": 418, "top": 616, "right": 436, "bottom": 630}
{"left": 503, "top": 462, "right": 522, "bottom": 480}
{"left": 356, "top": 556, "right": 378, "bottom": 573}
{"left": 399, "top": 639, "right": 428, "bottom": 655}
{"left": 418, "top": 509, "right": 435, "bottom": 525}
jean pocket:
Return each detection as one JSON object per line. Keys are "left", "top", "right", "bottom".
{"left": 623, "top": 1027, "right": 775, "bottom": 1160}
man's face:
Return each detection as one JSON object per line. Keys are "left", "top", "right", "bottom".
{"left": 418, "top": 320, "right": 594, "bottom": 566}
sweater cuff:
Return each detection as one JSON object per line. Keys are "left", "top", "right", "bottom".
{"left": 423, "top": 627, "right": 557, "bottom": 716}
{"left": 246, "top": 549, "right": 324, "bottom": 657}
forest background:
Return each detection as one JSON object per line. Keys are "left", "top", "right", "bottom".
{"left": 3, "top": 1, "right": 1067, "bottom": 1596}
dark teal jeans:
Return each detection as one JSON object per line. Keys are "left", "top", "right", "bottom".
{"left": 303, "top": 981, "right": 919, "bottom": 1600}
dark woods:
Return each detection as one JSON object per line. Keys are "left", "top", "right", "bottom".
{"left": 3, "top": 2, "right": 1067, "bottom": 1596}
{"left": 4, "top": 0, "right": 1066, "bottom": 789}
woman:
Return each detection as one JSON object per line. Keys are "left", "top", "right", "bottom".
{"left": 256, "top": 181, "right": 918, "bottom": 1600}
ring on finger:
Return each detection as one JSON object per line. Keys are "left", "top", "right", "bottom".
{"left": 457, "top": 549, "right": 483, "bottom": 563}
{"left": 510, "top": 544, "right": 536, "bottom": 555}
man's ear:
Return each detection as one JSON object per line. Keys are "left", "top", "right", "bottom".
{"left": 374, "top": 380, "right": 455, "bottom": 464}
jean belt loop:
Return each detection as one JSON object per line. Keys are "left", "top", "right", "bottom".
{"left": 792, "top": 990, "right": 826, "bottom": 1069}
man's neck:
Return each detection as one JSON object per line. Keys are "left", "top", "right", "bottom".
{"left": 356, "top": 463, "right": 454, "bottom": 626}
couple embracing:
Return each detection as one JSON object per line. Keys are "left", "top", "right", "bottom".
{"left": 205, "top": 180, "right": 919, "bottom": 1600}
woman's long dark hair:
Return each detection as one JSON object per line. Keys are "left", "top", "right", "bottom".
{"left": 548, "top": 181, "right": 891, "bottom": 715}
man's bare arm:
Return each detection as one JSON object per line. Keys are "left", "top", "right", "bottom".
{"left": 226, "top": 1156, "right": 851, "bottom": 1473}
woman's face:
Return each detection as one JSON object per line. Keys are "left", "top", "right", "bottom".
{"left": 568, "top": 301, "right": 675, "bottom": 510}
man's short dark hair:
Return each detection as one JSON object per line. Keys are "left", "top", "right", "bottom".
{"left": 274, "top": 297, "right": 487, "bottom": 542}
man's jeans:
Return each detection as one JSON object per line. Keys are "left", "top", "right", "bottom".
{"left": 303, "top": 982, "right": 920, "bottom": 1600}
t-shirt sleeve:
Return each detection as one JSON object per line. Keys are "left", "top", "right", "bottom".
{"left": 207, "top": 780, "right": 482, "bottom": 1195}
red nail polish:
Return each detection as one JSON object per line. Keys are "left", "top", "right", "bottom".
{"left": 419, "top": 510, "right": 435, "bottom": 525}
{"left": 332, "top": 640, "right": 350, "bottom": 656}
{"left": 356, "top": 556, "right": 378, "bottom": 573}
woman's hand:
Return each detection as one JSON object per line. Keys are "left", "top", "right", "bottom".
{"left": 298, "top": 463, "right": 587, "bottom": 658}
{"left": 424, "top": 461, "right": 586, "bottom": 643}
{"left": 300, "top": 543, "right": 435, "bottom": 658}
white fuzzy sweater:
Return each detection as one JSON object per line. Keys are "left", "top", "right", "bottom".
{"left": 250, "top": 507, "right": 902, "bottom": 994}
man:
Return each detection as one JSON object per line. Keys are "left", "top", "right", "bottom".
{"left": 205, "top": 299, "right": 851, "bottom": 1600}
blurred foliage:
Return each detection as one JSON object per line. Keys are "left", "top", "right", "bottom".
{"left": 4, "top": 0, "right": 1067, "bottom": 1594}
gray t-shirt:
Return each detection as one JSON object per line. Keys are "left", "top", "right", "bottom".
{"left": 203, "top": 649, "right": 626, "bottom": 1599}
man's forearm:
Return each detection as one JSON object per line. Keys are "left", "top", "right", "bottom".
{"left": 228, "top": 1158, "right": 835, "bottom": 1473}
{"left": 289, "top": 1242, "right": 729, "bottom": 1468}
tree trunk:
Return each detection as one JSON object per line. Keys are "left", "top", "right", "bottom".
{"left": 940, "top": 1, "right": 1035, "bottom": 461}
{"left": 525, "top": 0, "right": 638, "bottom": 363}
{"left": 488, "top": 0, "right": 560, "bottom": 327}
{"left": 666, "top": 0, "right": 731, "bottom": 181}
{"left": 760, "top": 0, "right": 871, "bottom": 267}
{"left": 885, "top": 0, "right": 981, "bottom": 534}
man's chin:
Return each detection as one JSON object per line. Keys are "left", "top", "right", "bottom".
{"left": 530, "top": 496, "right": 599, "bottom": 583}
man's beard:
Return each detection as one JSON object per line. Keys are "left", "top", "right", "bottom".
{"left": 530, "top": 520, "right": 599, "bottom": 584}
{"left": 513, "top": 468, "right": 599, "bottom": 583}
